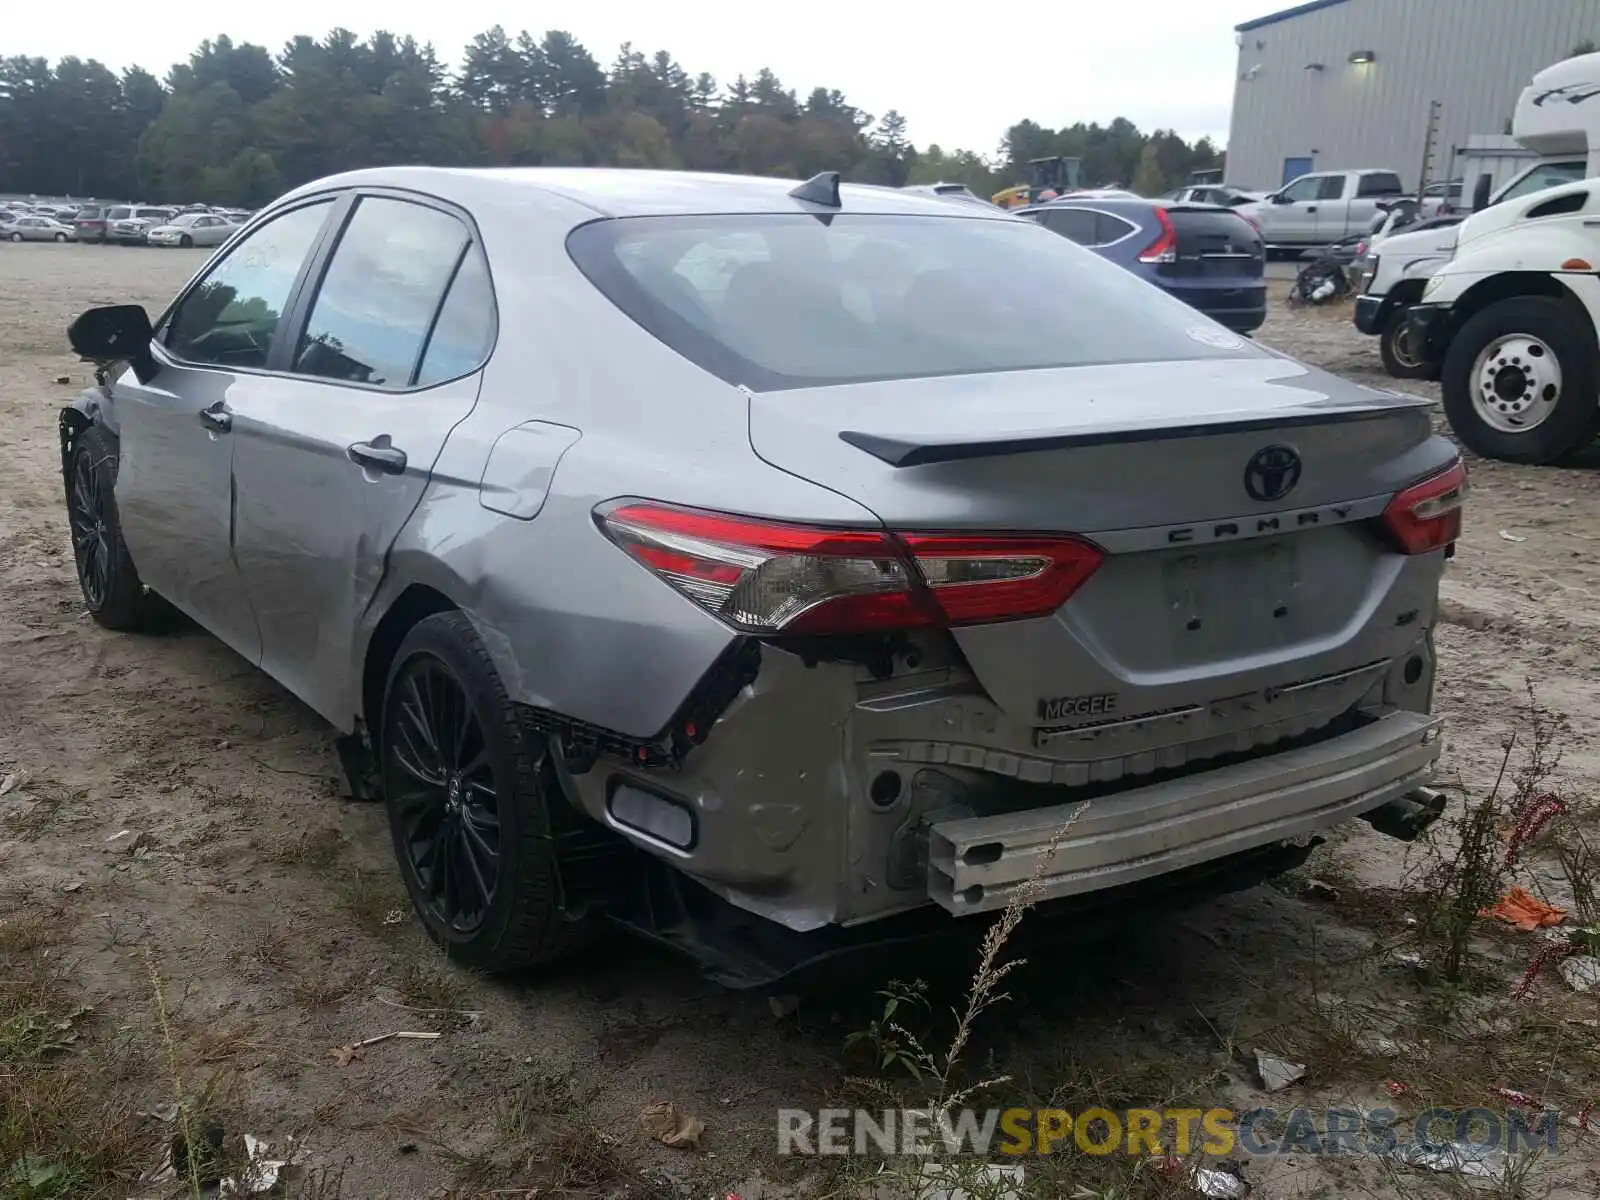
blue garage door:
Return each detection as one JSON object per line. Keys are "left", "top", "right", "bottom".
{"left": 1282, "top": 156, "right": 1314, "bottom": 186}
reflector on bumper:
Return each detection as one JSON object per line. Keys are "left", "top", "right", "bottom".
{"left": 927, "top": 710, "right": 1442, "bottom": 914}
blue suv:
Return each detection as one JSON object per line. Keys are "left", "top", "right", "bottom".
{"left": 1019, "top": 198, "right": 1266, "bottom": 333}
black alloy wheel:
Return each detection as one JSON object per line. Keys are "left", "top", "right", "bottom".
{"left": 65, "top": 423, "right": 162, "bottom": 630}
{"left": 68, "top": 448, "right": 110, "bottom": 610}
{"left": 378, "top": 611, "right": 604, "bottom": 972}
{"left": 383, "top": 655, "right": 502, "bottom": 937}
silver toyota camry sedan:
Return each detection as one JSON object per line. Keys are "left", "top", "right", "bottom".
{"left": 60, "top": 167, "right": 1465, "bottom": 985}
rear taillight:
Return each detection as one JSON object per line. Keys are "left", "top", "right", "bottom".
{"left": 1382, "top": 460, "right": 1467, "bottom": 554}
{"left": 1138, "top": 208, "right": 1178, "bottom": 264}
{"left": 598, "top": 503, "right": 1102, "bottom": 636}
{"left": 1241, "top": 214, "right": 1262, "bottom": 235}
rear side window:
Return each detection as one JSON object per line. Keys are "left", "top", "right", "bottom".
{"left": 1356, "top": 173, "right": 1402, "bottom": 198}
{"left": 415, "top": 247, "right": 496, "bottom": 387}
{"left": 568, "top": 213, "right": 1264, "bottom": 391}
{"left": 164, "top": 200, "right": 333, "bottom": 369}
{"left": 293, "top": 196, "right": 472, "bottom": 389}
{"left": 1095, "top": 212, "right": 1138, "bottom": 244}
{"left": 1038, "top": 208, "right": 1099, "bottom": 245}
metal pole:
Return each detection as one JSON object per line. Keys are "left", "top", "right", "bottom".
{"left": 1416, "top": 99, "right": 1441, "bottom": 195}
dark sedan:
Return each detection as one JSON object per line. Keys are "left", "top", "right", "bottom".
{"left": 1018, "top": 198, "right": 1267, "bottom": 333}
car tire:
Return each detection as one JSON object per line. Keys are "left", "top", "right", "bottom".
{"left": 379, "top": 611, "right": 603, "bottom": 973}
{"left": 66, "top": 423, "right": 166, "bottom": 631}
{"left": 8, "top": 232, "right": 20, "bottom": 242}
{"left": 53, "top": 232, "right": 67, "bottom": 242}
{"left": 179, "top": 234, "right": 193, "bottom": 248}
{"left": 1441, "top": 296, "right": 1600, "bottom": 465}
{"left": 1379, "top": 307, "right": 1432, "bottom": 380}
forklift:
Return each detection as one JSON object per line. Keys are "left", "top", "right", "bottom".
{"left": 991, "top": 156, "right": 1082, "bottom": 208}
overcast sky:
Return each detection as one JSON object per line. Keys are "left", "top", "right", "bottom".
{"left": 7, "top": 1, "right": 1279, "bottom": 152}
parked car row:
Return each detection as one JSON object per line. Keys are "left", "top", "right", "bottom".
{"left": 1, "top": 201, "right": 254, "bottom": 245}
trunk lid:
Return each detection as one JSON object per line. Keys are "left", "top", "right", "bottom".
{"left": 747, "top": 357, "right": 1450, "bottom": 734}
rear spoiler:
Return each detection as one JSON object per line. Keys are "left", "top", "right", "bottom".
{"left": 840, "top": 397, "right": 1434, "bottom": 468}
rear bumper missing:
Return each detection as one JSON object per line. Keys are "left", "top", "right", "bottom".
{"left": 928, "top": 709, "right": 1443, "bottom": 914}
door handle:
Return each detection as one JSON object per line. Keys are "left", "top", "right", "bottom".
{"left": 198, "top": 404, "right": 232, "bottom": 433}
{"left": 1306, "top": 206, "right": 1318, "bottom": 213}
{"left": 348, "top": 439, "right": 408, "bottom": 475}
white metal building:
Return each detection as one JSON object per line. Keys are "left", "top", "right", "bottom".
{"left": 1226, "top": 0, "right": 1600, "bottom": 191}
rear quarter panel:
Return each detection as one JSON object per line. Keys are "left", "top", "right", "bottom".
{"left": 358, "top": 195, "right": 887, "bottom": 738}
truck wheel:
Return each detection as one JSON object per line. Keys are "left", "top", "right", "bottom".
{"left": 379, "top": 611, "right": 603, "bottom": 973}
{"left": 1441, "top": 296, "right": 1600, "bottom": 464}
{"left": 1379, "top": 308, "right": 1432, "bottom": 379}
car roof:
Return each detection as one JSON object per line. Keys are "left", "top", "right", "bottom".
{"left": 275, "top": 166, "right": 1010, "bottom": 224}
{"left": 1021, "top": 196, "right": 1162, "bottom": 213}
{"left": 1019, "top": 197, "right": 1243, "bottom": 219}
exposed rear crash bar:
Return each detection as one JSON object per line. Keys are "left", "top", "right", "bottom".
{"left": 928, "top": 710, "right": 1443, "bottom": 915}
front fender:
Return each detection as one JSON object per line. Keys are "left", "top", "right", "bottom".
{"left": 57, "top": 384, "right": 114, "bottom": 503}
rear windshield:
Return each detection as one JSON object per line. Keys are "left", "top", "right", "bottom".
{"left": 1167, "top": 208, "right": 1261, "bottom": 241}
{"left": 568, "top": 214, "right": 1261, "bottom": 391}
{"left": 136, "top": 208, "right": 171, "bottom": 219}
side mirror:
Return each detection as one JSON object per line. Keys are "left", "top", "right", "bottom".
{"left": 68, "top": 304, "right": 157, "bottom": 383}
{"left": 1270, "top": 192, "right": 1292, "bottom": 205}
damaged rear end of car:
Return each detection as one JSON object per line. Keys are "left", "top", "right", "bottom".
{"left": 544, "top": 204, "right": 1465, "bottom": 982}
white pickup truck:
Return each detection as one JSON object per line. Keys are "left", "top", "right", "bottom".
{"left": 1239, "top": 169, "right": 1410, "bottom": 255}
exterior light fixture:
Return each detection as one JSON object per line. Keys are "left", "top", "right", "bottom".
{"left": 1306, "top": 62, "right": 1325, "bottom": 71}
{"left": 1349, "top": 50, "right": 1376, "bottom": 64}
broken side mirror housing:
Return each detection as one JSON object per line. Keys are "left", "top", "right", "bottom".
{"left": 68, "top": 304, "right": 158, "bottom": 383}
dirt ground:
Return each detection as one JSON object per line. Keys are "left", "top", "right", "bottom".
{"left": 2, "top": 243, "right": 1599, "bottom": 1200}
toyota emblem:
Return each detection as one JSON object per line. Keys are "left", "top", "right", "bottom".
{"left": 1244, "top": 445, "right": 1302, "bottom": 502}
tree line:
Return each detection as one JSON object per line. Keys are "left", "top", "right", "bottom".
{"left": 0, "top": 29, "right": 1225, "bottom": 208}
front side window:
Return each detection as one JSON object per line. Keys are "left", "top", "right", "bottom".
{"left": 163, "top": 200, "right": 333, "bottom": 370}
{"left": 1318, "top": 175, "right": 1347, "bottom": 200}
{"left": 568, "top": 212, "right": 1264, "bottom": 392}
{"left": 293, "top": 196, "right": 471, "bottom": 388}
{"left": 1279, "top": 176, "right": 1322, "bottom": 203}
